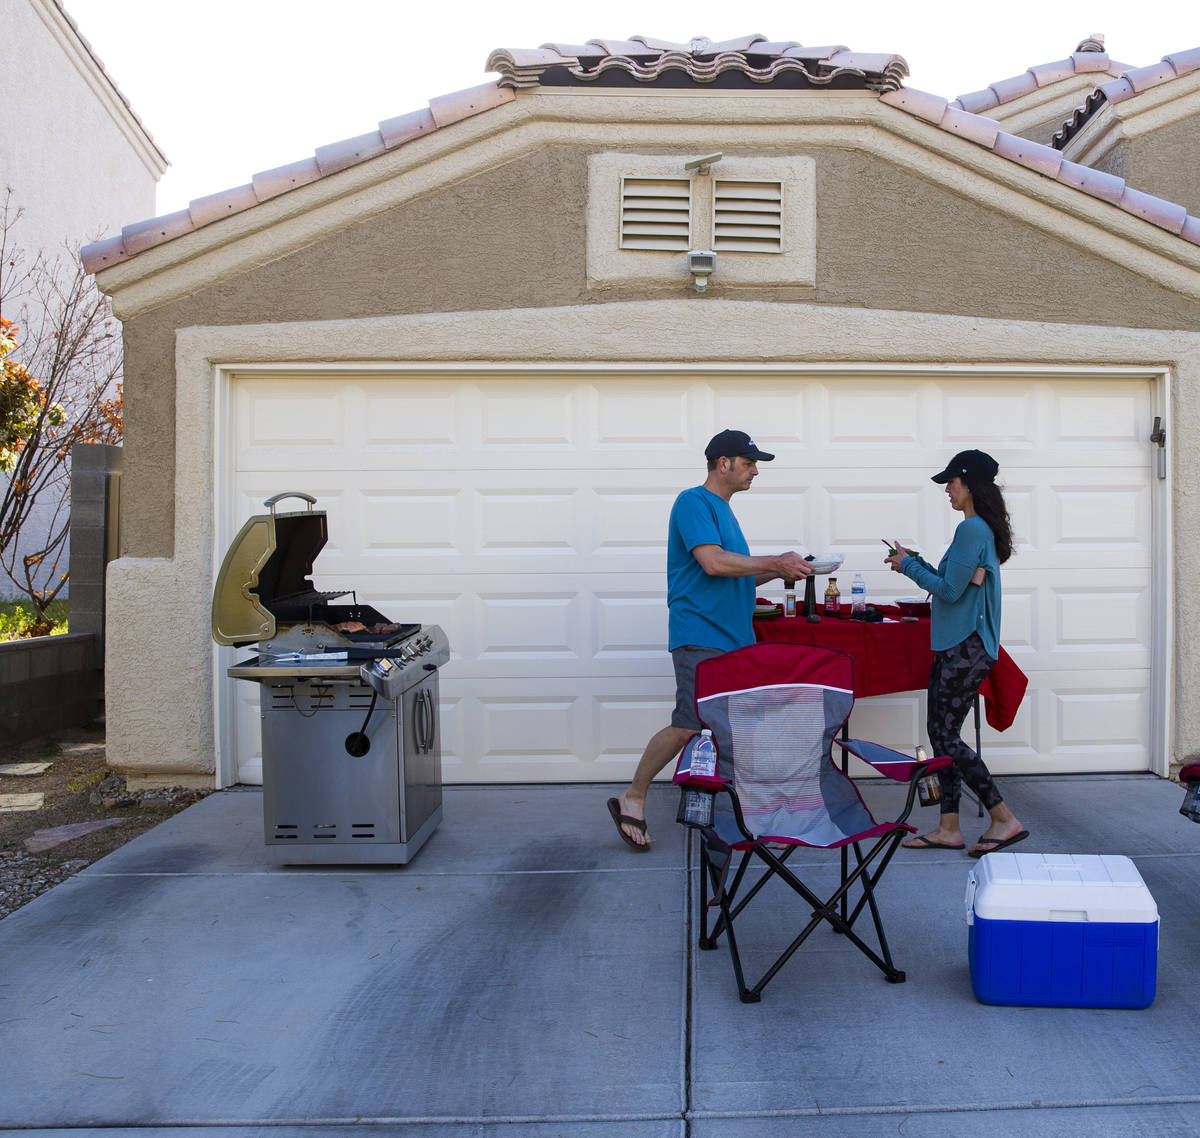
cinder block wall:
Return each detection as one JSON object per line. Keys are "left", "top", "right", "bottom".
{"left": 68, "top": 444, "right": 122, "bottom": 671}
{"left": 0, "top": 633, "right": 99, "bottom": 744}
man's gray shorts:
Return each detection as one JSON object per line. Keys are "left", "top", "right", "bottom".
{"left": 670, "top": 645, "right": 725, "bottom": 730}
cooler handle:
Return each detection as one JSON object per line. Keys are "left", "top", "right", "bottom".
{"left": 264, "top": 491, "right": 317, "bottom": 514}
{"left": 964, "top": 873, "right": 977, "bottom": 926}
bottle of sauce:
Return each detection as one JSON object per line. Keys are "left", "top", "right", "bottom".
{"left": 824, "top": 577, "right": 840, "bottom": 616}
{"left": 783, "top": 580, "right": 797, "bottom": 617}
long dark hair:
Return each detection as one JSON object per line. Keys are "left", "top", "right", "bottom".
{"left": 966, "top": 478, "right": 1014, "bottom": 564}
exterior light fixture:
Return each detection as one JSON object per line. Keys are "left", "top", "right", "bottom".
{"left": 687, "top": 249, "right": 717, "bottom": 292}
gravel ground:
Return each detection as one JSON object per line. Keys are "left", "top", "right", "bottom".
{"left": 0, "top": 725, "right": 210, "bottom": 920}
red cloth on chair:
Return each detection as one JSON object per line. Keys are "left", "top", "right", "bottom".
{"left": 754, "top": 609, "right": 1027, "bottom": 731}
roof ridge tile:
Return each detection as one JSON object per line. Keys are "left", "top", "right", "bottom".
{"left": 993, "top": 131, "right": 1064, "bottom": 179}
{"left": 252, "top": 157, "right": 322, "bottom": 202}
{"left": 950, "top": 43, "right": 1128, "bottom": 111}
{"left": 188, "top": 184, "right": 259, "bottom": 229}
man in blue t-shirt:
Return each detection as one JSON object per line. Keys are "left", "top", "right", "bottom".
{"left": 607, "top": 429, "right": 814, "bottom": 850}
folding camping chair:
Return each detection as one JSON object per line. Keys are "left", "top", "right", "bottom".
{"left": 673, "top": 642, "right": 953, "bottom": 1003}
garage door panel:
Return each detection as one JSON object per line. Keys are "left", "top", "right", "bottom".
{"left": 477, "top": 592, "right": 579, "bottom": 660}
{"left": 593, "top": 489, "right": 677, "bottom": 554}
{"left": 483, "top": 386, "right": 577, "bottom": 444}
{"left": 714, "top": 387, "right": 806, "bottom": 444}
{"left": 593, "top": 592, "right": 671, "bottom": 656}
{"left": 594, "top": 383, "right": 690, "bottom": 444}
{"left": 825, "top": 487, "right": 922, "bottom": 551}
{"left": 1002, "top": 570, "right": 1151, "bottom": 670}
{"left": 945, "top": 386, "right": 1035, "bottom": 444}
{"left": 828, "top": 384, "right": 922, "bottom": 442}
{"left": 223, "top": 370, "right": 1157, "bottom": 783}
{"left": 1054, "top": 388, "right": 1146, "bottom": 446}
{"left": 364, "top": 385, "right": 459, "bottom": 446}
{"left": 1052, "top": 486, "right": 1148, "bottom": 551}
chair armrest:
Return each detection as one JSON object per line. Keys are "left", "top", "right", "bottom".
{"left": 835, "top": 738, "right": 954, "bottom": 783}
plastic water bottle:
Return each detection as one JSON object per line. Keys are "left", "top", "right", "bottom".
{"left": 851, "top": 573, "right": 866, "bottom": 615}
{"left": 691, "top": 729, "right": 717, "bottom": 777}
{"left": 679, "top": 789, "right": 714, "bottom": 826}
{"left": 678, "top": 730, "right": 717, "bottom": 827}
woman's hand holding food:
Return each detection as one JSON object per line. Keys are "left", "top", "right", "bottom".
{"left": 882, "top": 538, "right": 911, "bottom": 573}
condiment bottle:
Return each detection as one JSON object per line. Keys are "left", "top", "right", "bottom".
{"left": 824, "top": 577, "right": 840, "bottom": 616}
{"left": 784, "top": 580, "right": 797, "bottom": 617}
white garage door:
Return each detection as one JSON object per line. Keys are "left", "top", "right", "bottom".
{"left": 217, "top": 367, "right": 1159, "bottom": 785}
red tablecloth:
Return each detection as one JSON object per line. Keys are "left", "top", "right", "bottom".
{"left": 754, "top": 609, "right": 1027, "bottom": 731}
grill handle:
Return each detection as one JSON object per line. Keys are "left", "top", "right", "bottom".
{"left": 264, "top": 491, "right": 317, "bottom": 514}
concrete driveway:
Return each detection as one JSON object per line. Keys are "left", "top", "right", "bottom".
{"left": 0, "top": 773, "right": 1197, "bottom": 1136}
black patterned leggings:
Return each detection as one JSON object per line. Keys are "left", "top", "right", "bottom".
{"left": 927, "top": 632, "right": 1003, "bottom": 815}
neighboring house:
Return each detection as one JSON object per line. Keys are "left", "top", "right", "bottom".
{"left": 0, "top": 0, "right": 165, "bottom": 600}
{"left": 1055, "top": 47, "right": 1200, "bottom": 216}
{"left": 82, "top": 34, "right": 1200, "bottom": 792}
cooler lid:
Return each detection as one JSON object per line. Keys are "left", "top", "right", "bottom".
{"left": 967, "top": 852, "right": 1158, "bottom": 925}
{"left": 211, "top": 492, "right": 326, "bottom": 646}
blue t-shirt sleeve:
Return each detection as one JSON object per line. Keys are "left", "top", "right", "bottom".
{"left": 672, "top": 491, "right": 723, "bottom": 553}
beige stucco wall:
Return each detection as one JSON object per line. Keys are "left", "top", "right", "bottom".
{"left": 116, "top": 137, "right": 1200, "bottom": 562}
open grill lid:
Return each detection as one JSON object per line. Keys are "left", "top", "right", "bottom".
{"left": 211, "top": 491, "right": 353, "bottom": 647}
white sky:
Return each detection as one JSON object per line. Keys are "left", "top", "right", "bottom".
{"left": 64, "top": 0, "right": 1198, "bottom": 218}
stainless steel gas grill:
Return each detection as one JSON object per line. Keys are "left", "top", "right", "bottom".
{"left": 211, "top": 492, "right": 449, "bottom": 865}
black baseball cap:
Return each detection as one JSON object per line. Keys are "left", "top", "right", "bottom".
{"left": 705, "top": 429, "right": 775, "bottom": 462}
{"left": 931, "top": 449, "right": 999, "bottom": 485}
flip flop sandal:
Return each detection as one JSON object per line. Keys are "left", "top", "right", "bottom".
{"left": 903, "top": 835, "right": 966, "bottom": 850}
{"left": 607, "top": 797, "right": 650, "bottom": 851}
{"left": 968, "top": 830, "right": 1030, "bottom": 858}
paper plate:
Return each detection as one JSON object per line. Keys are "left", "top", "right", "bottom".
{"left": 807, "top": 553, "right": 844, "bottom": 575}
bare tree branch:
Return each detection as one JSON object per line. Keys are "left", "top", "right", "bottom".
{"left": 0, "top": 187, "right": 123, "bottom": 617}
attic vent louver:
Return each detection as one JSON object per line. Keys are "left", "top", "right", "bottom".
{"left": 620, "top": 178, "right": 691, "bottom": 250}
{"left": 713, "top": 180, "right": 783, "bottom": 252}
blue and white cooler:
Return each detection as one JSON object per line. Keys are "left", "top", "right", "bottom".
{"left": 966, "top": 852, "right": 1158, "bottom": 1009}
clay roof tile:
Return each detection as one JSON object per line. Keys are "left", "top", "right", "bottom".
{"left": 378, "top": 108, "right": 436, "bottom": 149}
{"left": 1028, "top": 59, "right": 1077, "bottom": 86}
{"left": 993, "top": 131, "right": 1064, "bottom": 178}
{"left": 1163, "top": 47, "right": 1200, "bottom": 75}
{"left": 1096, "top": 76, "right": 1137, "bottom": 104}
{"left": 79, "top": 235, "right": 126, "bottom": 275}
{"left": 989, "top": 72, "right": 1039, "bottom": 102}
{"left": 1119, "top": 186, "right": 1188, "bottom": 234}
{"left": 939, "top": 106, "right": 1002, "bottom": 147}
{"left": 953, "top": 88, "right": 1001, "bottom": 114}
{"left": 188, "top": 184, "right": 259, "bottom": 229}
{"left": 877, "top": 86, "right": 948, "bottom": 124}
{"left": 120, "top": 210, "right": 194, "bottom": 257}
{"left": 1055, "top": 159, "right": 1126, "bottom": 204}
{"left": 428, "top": 83, "right": 514, "bottom": 129}
{"left": 1123, "top": 60, "right": 1180, "bottom": 92}
{"left": 251, "top": 157, "right": 322, "bottom": 202}
{"left": 315, "top": 131, "right": 388, "bottom": 177}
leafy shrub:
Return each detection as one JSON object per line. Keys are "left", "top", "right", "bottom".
{"left": 0, "top": 599, "right": 67, "bottom": 640}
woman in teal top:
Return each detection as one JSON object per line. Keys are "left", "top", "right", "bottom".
{"left": 884, "top": 450, "right": 1027, "bottom": 858}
